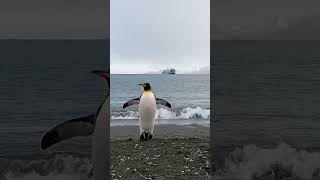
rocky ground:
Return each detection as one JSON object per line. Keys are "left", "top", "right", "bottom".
{"left": 111, "top": 137, "right": 210, "bottom": 180}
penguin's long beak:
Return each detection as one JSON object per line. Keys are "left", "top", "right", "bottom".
{"left": 139, "top": 83, "right": 145, "bottom": 87}
{"left": 91, "top": 70, "right": 110, "bottom": 87}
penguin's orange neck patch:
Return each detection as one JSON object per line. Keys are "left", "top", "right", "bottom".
{"left": 143, "top": 90, "right": 153, "bottom": 96}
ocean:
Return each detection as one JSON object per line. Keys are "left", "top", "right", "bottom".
{"left": 110, "top": 74, "right": 210, "bottom": 127}
{"left": 0, "top": 40, "right": 107, "bottom": 179}
{"left": 212, "top": 41, "right": 320, "bottom": 180}
{"left": 0, "top": 40, "right": 210, "bottom": 179}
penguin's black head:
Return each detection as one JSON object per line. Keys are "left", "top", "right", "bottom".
{"left": 139, "top": 83, "right": 151, "bottom": 91}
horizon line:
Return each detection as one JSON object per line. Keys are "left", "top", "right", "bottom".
{"left": 110, "top": 73, "right": 210, "bottom": 75}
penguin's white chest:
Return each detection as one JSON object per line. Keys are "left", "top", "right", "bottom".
{"left": 92, "top": 97, "right": 109, "bottom": 180}
{"left": 139, "top": 92, "right": 156, "bottom": 131}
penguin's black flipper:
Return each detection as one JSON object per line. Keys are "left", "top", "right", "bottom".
{"left": 156, "top": 98, "right": 171, "bottom": 108}
{"left": 123, "top": 98, "right": 140, "bottom": 109}
{"left": 41, "top": 114, "right": 95, "bottom": 150}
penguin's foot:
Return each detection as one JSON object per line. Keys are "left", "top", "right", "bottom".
{"left": 140, "top": 134, "right": 145, "bottom": 142}
{"left": 140, "top": 132, "right": 152, "bottom": 141}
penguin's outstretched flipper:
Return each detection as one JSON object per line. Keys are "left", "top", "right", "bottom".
{"left": 123, "top": 98, "right": 140, "bottom": 109}
{"left": 156, "top": 98, "right": 171, "bottom": 108}
{"left": 41, "top": 114, "right": 95, "bottom": 150}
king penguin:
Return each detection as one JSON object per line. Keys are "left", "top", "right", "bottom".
{"left": 40, "top": 70, "right": 110, "bottom": 180}
{"left": 123, "top": 83, "right": 171, "bottom": 141}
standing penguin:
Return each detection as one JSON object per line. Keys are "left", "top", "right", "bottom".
{"left": 40, "top": 70, "right": 110, "bottom": 180}
{"left": 123, "top": 83, "right": 171, "bottom": 141}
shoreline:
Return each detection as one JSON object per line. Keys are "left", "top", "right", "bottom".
{"left": 111, "top": 124, "right": 209, "bottom": 140}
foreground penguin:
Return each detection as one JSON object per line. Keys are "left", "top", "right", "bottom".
{"left": 123, "top": 83, "right": 171, "bottom": 141}
{"left": 41, "top": 70, "right": 110, "bottom": 180}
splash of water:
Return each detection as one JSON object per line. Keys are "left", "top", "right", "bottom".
{"left": 215, "top": 143, "right": 320, "bottom": 180}
{"left": 112, "top": 106, "right": 210, "bottom": 120}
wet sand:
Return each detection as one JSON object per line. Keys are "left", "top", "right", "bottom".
{"left": 110, "top": 125, "right": 210, "bottom": 180}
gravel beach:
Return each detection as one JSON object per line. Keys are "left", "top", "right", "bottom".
{"left": 110, "top": 125, "right": 210, "bottom": 180}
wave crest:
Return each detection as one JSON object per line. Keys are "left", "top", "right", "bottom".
{"left": 178, "top": 107, "right": 210, "bottom": 119}
{"left": 215, "top": 143, "right": 320, "bottom": 180}
{"left": 1, "top": 154, "right": 92, "bottom": 180}
{"left": 112, "top": 106, "right": 210, "bottom": 120}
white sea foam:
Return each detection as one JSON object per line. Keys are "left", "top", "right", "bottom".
{"left": 215, "top": 143, "right": 320, "bottom": 180}
{"left": 155, "top": 108, "right": 177, "bottom": 119}
{"left": 178, "top": 107, "right": 210, "bottom": 119}
{"left": 1, "top": 154, "right": 92, "bottom": 180}
{"left": 111, "top": 106, "right": 210, "bottom": 120}
{"left": 111, "top": 111, "right": 138, "bottom": 119}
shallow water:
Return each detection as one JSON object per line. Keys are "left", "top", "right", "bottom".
{"left": 110, "top": 74, "right": 210, "bottom": 127}
{"left": 0, "top": 40, "right": 107, "bottom": 179}
{"left": 212, "top": 40, "right": 320, "bottom": 179}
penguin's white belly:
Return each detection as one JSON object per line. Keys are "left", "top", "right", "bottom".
{"left": 92, "top": 97, "right": 109, "bottom": 180}
{"left": 139, "top": 94, "right": 156, "bottom": 133}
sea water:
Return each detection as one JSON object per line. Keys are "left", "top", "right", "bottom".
{"left": 110, "top": 74, "right": 210, "bottom": 127}
{"left": 212, "top": 40, "right": 320, "bottom": 180}
{"left": 0, "top": 40, "right": 107, "bottom": 179}
{"left": 0, "top": 40, "right": 210, "bottom": 179}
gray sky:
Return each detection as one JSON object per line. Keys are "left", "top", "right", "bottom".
{"left": 2, "top": 0, "right": 319, "bottom": 40}
{"left": 0, "top": 0, "right": 108, "bottom": 39}
{"left": 213, "top": 0, "right": 320, "bottom": 40}
{"left": 111, "top": 0, "right": 210, "bottom": 74}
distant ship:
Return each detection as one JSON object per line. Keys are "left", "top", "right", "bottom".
{"left": 162, "top": 68, "right": 176, "bottom": 75}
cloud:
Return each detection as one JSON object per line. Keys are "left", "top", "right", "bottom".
{"left": 212, "top": 0, "right": 320, "bottom": 40}
{"left": 111, "top": 0, "right": 210, "bottom": 74}
{"left": 190, "top": 65, "right": 210, "bottom": 74}
{"left": 214, "top": 14, "right": 320, "bottom": 40}
{"left": 142, "top": 65, "right": 210, "bottom": 74}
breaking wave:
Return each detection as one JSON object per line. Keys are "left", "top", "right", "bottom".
{"left": 111, "top": 106, "right": 210, "bottom": 120}
{"left": 215, "top": 143, "right": 320, "bottom": 180}
{"left": 0, "top": 154, "right": 92, "bottom": 180}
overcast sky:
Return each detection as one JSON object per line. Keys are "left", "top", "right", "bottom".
{"left": 1, "top": 0, "right": 319, "bottom": 40}
{"left": 0, "top": 0, "right": 108, "bottom": 39}
{"left": 213, "top": 0, "right": 320, "bottom": 40}
{"left": 110, "top": 0, "right": 210, "bottom": 74}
